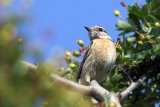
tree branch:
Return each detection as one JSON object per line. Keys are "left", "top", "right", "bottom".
{"left": 51, "top": 75, "right": 121, "bottom": 106}
{"left": 21, "top": 61, "right": 37, "bottom": 69}
{"left": 21, "top": 61, "right": 121, "bottom": 106}
{"left": 120, "top": 71, "right": 148, "bottom": 100}
{"left": 20, "top": 55, "right": 160, "bottom": 107}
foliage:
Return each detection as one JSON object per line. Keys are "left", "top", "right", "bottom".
{"left": 113, "top": 1, "right": 160, "bottom": 106}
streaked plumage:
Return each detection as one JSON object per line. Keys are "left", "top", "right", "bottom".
{"left": 77, "top": 25, "right": 117, "bottom": 85}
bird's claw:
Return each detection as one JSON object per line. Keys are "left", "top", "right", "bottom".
{"left": 90, "top": 80, "right": 99, "bottom": 86}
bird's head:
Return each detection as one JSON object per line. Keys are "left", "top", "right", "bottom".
{"left": 84, "top": 25, "right": 112, "bottom": 41}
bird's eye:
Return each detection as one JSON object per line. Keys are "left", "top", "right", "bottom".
{"left": 99, "top": 28, "right": 103, "bottom": 31}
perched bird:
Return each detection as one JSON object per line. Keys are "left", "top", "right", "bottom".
{"left": 77, "top": 25, "right": 117, "bottom": 85}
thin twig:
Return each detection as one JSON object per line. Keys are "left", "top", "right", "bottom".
{"left": 121, "top": 68, "right": 133, "bottom": 83}
{"left": 120, "top": 68, "right": 152, "bottom": 100}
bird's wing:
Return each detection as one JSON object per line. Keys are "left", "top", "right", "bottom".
{"left": 76, "top": 41, "right": 93, "bottom": 81}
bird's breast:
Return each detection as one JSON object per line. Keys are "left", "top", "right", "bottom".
{"left": 91, "top": 38, "right": 117, "bottom": 82}
{"left": 92, "top": 38, "right": 116, "bottom": 61}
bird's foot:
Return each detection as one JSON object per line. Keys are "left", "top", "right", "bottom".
{"left": 90, "top": 80, "right": 100, "bottom": 87}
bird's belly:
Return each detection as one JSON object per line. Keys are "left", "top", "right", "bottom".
{"left": 91, "top": 51, "right": 116, "bottom": 82}
{"left": 94, "top": 60, "right": 114, "bottom": 82}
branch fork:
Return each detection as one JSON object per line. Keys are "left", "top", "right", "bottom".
{"left": 21, "top": 60, "right": 157, "bottom": 107}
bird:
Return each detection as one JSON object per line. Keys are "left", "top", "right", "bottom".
{"left": 77, "top": 25, "right": 117, "bottom": 85}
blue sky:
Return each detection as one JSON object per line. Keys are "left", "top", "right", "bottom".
{"left": 11, "top": 0, "right": 147, "bottom": 62}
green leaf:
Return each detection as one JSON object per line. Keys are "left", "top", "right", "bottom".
{"left": 142, "top": 24, "right": 152, "bottom": 34}
{"left": 128, "top": 13, "right": 141, "bottom": 30}
{"left": 150, "top": 0, "right": 160, "bottom": 11}
{"left": 118, "top": 32, "right": 125, "bottom": 36}
{"left": 135, "top": 52, "right": 145, "bottom": 62}
{"left": 153, "top": 43, "right": 160, "bottom": 53}
{"left": 121, "top": 54, "right": 132, "bottom": 63}
{"left": 128, "top": 3, "right": 145, "bottom": 19}
{"left": 148, "top": 35, "right": 156, "bottom": 39}
{"left": 127, "top": 36, "right": 136, "bottom": 43}
{"left": 111, "top": 73, "right": 122, "bottom": 83}
{"left": 116, "top": 20, "right": 134, "bottom": 32}
{"left": 146, "top": 0, "right": 152, "bottom": 3}
{"left": 142, "top": 4, "right": 149, "bottom": 16}
{"left": 146, "top": 15, "right": 157, "bottom": 22}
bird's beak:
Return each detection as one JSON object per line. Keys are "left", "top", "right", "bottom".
{"left": 84, "top": 26, "right": 91, "bottom": 32}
